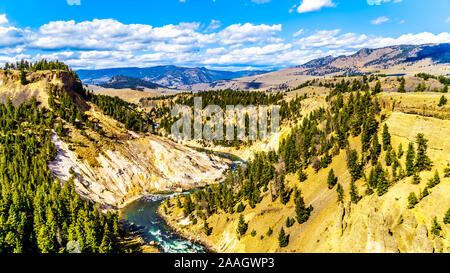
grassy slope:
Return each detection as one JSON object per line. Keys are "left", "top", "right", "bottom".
{"left": 160, "top": 91, "right": 450, "bottom": 253}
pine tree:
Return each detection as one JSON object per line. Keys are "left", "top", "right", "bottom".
{"left": 183, "top": 195, "right": 195, "bottom": 217}
{"left": 278, "top": 227, "right": 289, "bottom": 248}
{"left": 382, "top": 124, "right": 391, "bottom": 151}
{"left": 412, "top": 172, "right": 421, "bottom": 184}
{"left": 294, "top": 189, "right": 313, "bottom": 224}
{"left": 285, "top": 217, "right": 295, "bottom": 228}
{"left": 444, "top": 208, "right": 450, "bottom": 224}
{"left": 350, "top": 181, "right": 361, "bottom": 204}
{"left": 99, "top": 224, "right": 112, "bottom": 253}
{"left": 415, "top": 133, "right": 432, "bottom": 172}
{"left": 327, "top": 169, "right": 338, "bottom": 189}
{"left": 297, "top": 168, "right": 307, "bottom": 182}
{"left": 407, "top": 192, "right": 419, "bottom": 209}
{"left": 203, "top": 221, "right": 212, "bottom": 236}
{"left": 397, "top": 143, "right": 404, "bottom": 158}
{"left": 336, "top": 183, "right": 344, "bottom": 204}
{"left": 266, "top": 227, "right": 273, "bottom": 237}
{"left": 20, "top": 69, "right": 28, "bottom": 85}
{"left": 372, "top": 80, "right": 382, "bottom": 95}
{"left": 441, "top": 84, "right": 448, "bottom": 93}
{"left": 427, "top": 170, "right": 440, "bottom": 188}
{"left": 420, "top": 187, "right": 430, "bottom": 200}
{"left": 370, "top": 132, "right": 381, "bottom": 165}
{"left": 385, "top": 149, "right": 392, "bottom": 166}
{"left": 279, "top": 177, "right": 292, "bottom": 205}
{"left": 438, "top": 95, "right": 448, "bottom": 107}
{"left": 375, "top": 163, "right": 389, "bottom": 196}
{"left": 236, "top": 202, "right": 245, "bottom": 213}
{"left": 405, "top": 142, "right": 415, "bottom": 176}
{"left": 431, "top": 217, "right": 442, "bottom": 236}
{"left": 398, "top": 77, "right": 406, "bottom": 93}
{"left": 236, "top": 215, "right": 248, "bottom": 237}
{"left": 347, "top": 149, "right": 362, "bottom": 182}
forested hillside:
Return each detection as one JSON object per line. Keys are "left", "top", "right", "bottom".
{"left": 0, "top": 98, "right": 122, "bottom": 253}
{"left": 160, "top": 75, "right": 450, "bottom": 253}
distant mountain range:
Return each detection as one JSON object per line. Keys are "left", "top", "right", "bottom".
{"left": 178, "top": 43, "right": 450, "bottom": 92}
{"left": 77, "top": 65, "right": 271, "bottom": 87}
{"left": 78, "top": 43, "right": 450, "bottom": 91}
{"left": 100, "top": 75, "right": 165, "bottom": 90}
{"left": 296, "top": 43, "right": 450, "bottom": 76}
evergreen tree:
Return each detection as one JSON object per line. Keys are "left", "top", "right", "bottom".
{"left": 297, "top": 168, "right": 307, "bottom": 182}
{"left": 431, "top": 217, "right": 442, "bottom": 236}
{"left": 385, "top": 149, "right": 392, "bottom": 166}
{"left": 405, "top": 142, "right": 415, "bottom": 176}
{"left": 294, "top": 189, "right": 313, "bottom": 224}
{"left": 236, "top": 202, "right": 245, "bottom": 213}
{"left": 414, "top": 133, "right": 432, "bottom": 172}
{"left": 236, "top": 215, "right": 248, "bottom": 237}
{"left": 327, "top": 169, "right": 338, "bottom": 189}
{"left": 278, "top": 227, "right": 289, "bottom": 248}
{"left": 441, "top": 84, "right": 448, "bottom": 93}
{"left": 407, "top": 192, "right": 419, "bottom": 209}
{"left": 375, "top": 164, "right": 389, "bottom": 196}
{"left": 285, "top": 217, "right": 295, "bottom": 228}
{"left": 382, "top": 124, "right": 391, "bottom": 151}
{"left": 427, "top": 170, "right": 440, "bottom": 189}
{"left": 20, "top": 69, "right": 28, "bottom": 85}
{"left": 183, "top": 195, "right": 195, "bottom": 217}
{"left": 336, "top": 183, "right": 344, "bottom": 204}
{"left": 398, "top": 77, "right": 406, "bottom": 93}
{"left": 279, "top": 177, "right": 292, "bottom": 205}
{"left": 438, "top": 95, "right": 448, "bottom": 107}
{"left": 203, "top": 221, "right": 212, "bottom": 236}
{"left": 397, "top": 143, "right": 404, "bottom": 158}
{"left": 412, "top": 172, "right": 421, "bottom": 184}
{"left": 372, "top": 80, "right": 382, "bottom": 95}
{"left": 350, "top": 181, "right": 361, "bottom": 204}
{"left": 444, "top": 208, "right": 450, "bottom": 224}
{"left": 266, "top": 227, "right": 273, "bottom": 237}
{"left": 370, "top": 132, "right": 381, "bottom": 165}
{"left": 347, "top": 149, "right": 362, "bottom": 182}
{"left": 99, "top": 224, "right": 112, "bottom": 253}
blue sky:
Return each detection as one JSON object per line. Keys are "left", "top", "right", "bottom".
{"left": 0, "top": 0, "right": 449, "bottom": 70}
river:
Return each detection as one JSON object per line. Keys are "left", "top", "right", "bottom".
{"left": 120, "top": 193, "right": 207, "bottom": 253}
{"left": 119, "top": 150, "right": 245, "bottom": 253}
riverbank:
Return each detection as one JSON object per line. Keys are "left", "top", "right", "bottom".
{"left": 118, "top": 221, "right": 161, "bottom": 253}
{"left": 157, "top": 203, "right": 218, "bottom": 253}
{"left": 120, "top": 194, "right": 208, "bottom": 253}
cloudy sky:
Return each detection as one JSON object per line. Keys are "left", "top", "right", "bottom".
{"left": 0, "top": 0, "right": 449, "bottom": 70}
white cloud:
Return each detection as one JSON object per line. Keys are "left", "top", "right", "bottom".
{"left": 0, "top": 14, "right": 8, "bottom": 25}
{"left": 367, "top": 0, "right": 402, "bottom": 5}
{"left": 293, "top": 29, "right": 304, "bottom": 37}
{"left": 297, "top": 0, "right": 335, "bottom": 13}
{"left": 216, "top": 23, "right": 282, "bottom": 45}
{"left": 295, "top": 29, "right": 450, "bottom": 51}
{"left": 371, "top": 16, "right": 389, "bottom": 25}
{"left": 205, "top": 20, "right": 221, "bottom": 32}
{"left": 446, "top": 17, "right": 450, "bottom": 23}
{"left": 251, "top": 0, "right": 271, "bottom": 3}
{"left": 0, "top": 14, "right": 448, "bottom": 70}
{"left": 67, "top": 0, "right": 81, "bottom": 6}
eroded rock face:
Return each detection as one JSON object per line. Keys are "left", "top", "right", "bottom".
{"left": 329, "top": 193, "right": 447, "bottom": 253}
{"left": 49, "top": 134, "right": 230, "bottom": 209}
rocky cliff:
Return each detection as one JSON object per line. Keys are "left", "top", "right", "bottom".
{"left": 0, "top": 70, "right": 231, "bottom": 210}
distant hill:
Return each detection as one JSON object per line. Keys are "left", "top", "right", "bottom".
{"left": 76, "top": 65, "right": 271, "bottom": 87}
{"left": 296, "top": 43, "right": 450, "bottom": 76}
{"left": 100, "top": 75, "right": 165, "bottom": 90}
